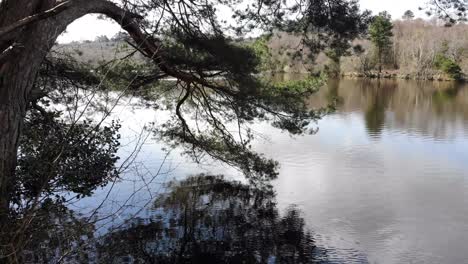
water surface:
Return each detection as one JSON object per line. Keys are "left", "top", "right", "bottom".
{"left": 83, "top": 78, "right": 468, "bottom": 263}
{"left": 261, "top": 78, "right": 468, "bottom": 263}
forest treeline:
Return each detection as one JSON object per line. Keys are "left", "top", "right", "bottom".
{"left": 260, "top": 18, "right": 468, "bottom": 81}
{"left": 59, "top": 18, "right": 467, "bottom": 82}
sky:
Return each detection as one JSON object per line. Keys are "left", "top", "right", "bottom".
{"left": 360, "top": 0, "right": 427, "bottom": 17}
{"left": 58, "top": 0, "right": 429, "bottom": 43}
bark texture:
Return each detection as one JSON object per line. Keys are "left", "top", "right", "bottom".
{"left": 0, "top": 0, "right": 196, "bottom": 233}
{"left": 0, "top": 0, "right": 65, "bottom": 222}
{"left": 0, "top": 2, "right": 163, "bottom": 257}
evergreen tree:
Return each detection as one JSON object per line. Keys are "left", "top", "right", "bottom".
{"left": 426, "top": 0, "right": 467, "bottom": 24}
{"left": 0, "top": 0, "right": 369, "bottom": 259}
{"left": 403, "top": 10, "right": 415, "bottom": 20}
{"left": 369, "top": 11, "right": 394, "bottom": 74}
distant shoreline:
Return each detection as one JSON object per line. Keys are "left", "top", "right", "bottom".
{"left": 340, "top": 71, "right": 466, "bottom": 82}
{"left": 267, "top": 71, "right": 466, "bottom": 82}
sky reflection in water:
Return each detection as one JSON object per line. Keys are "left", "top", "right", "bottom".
{"left": 258, "top": 78, "right": 468, "bottom": 263}
{"left": 79, "top": 78, "right": 468, "bottom": 263}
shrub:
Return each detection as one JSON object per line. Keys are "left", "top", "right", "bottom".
{"left": 250, "top": 36, "right": 273, "bottom": 72}
{"left": 434, "top": 54, "right": 463, "bottom": 80}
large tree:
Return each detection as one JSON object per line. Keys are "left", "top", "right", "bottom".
{"left": 403, "top": 10, "right": 415, "bottom": 20}
{"left": 369, "top": 11, "right": 393, "bottom": 74}
{"left": 0, "top": 0, "right": 368, "bottom": 259}
{"left": 426, "top": 0, "right": 467, "bottom": 23}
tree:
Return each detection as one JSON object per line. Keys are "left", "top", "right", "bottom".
{"left": 403, "top": 10, "right": 415, "bottom": 20}
{"left": 250, "top": 35, "right": 275, "bottom": 72}
{"left": 0, "top": 0, "right": 368, "bottom": 259}
{"left": 111, "top": 31, "right": 129, "bottom": 42}
{"left": 369, "top": 11, "right": 394, "bottom": 74}
{"left": 434, "top": 53, "right": 463, "bottom": 80}
{"left": 95, "top": 35, "right": 110, "bottom": 42}
{"left": 426, "top": 0, "right": 467, "bottom": 24}
{"left": 293, "top": 0, "right": 371, "bottom": 61}
{"left": 320, "top": 2, "right": 372, "bottom": 77}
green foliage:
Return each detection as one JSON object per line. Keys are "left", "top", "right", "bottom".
{"left": 369, "top": 12, "right": 393, "bottom": 51}
{"left": 433, "top": 41, "right": 463, "bottom": 80}
{"left": 17, "top": 111, "right": 121, "bottom": 200}
{"left": 369, "top": 12, "right": 393, "bottom": 72}
{"left": 98, "top": 58, "right": 157, "bottom": 91}
{"left": 403, "top": 10, "right": 415, "bottom": 20}
{"left": 0, "top": 0, "right": 382, "bottom": 258}
{"left": 324, "top": 48, "right": 341, "bottom": 77}
{"left": 162, "top": 33, "right": 259, "bottom": 78}
{"left": 257, "top": 76, "right": 331, "bottom": 134}
{"left": 289, "top": 0, "right": 371, "bottom": 54}
{"left": 271, "top": 76, "right": 324, "bottom": 94}
{"left": 154, "top": 75, "right": 328, "bottom": 183}
{"left": 426, "top": 0, "right": 467, "bottom": 24}
{"left": 324, "top": 49, "right": 342, "bottom": 77}
{"left": 249, "top": 35, "right": 273, "bottom": 71}
{"left": 434, "top": 54, "right": 463, "bottom": 80}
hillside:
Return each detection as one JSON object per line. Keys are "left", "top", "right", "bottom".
{"left": 53, "top": 40, "right": 146, "bottom": 66}
{"left": 265, "top": 19, "right": 468, "bottom": 80}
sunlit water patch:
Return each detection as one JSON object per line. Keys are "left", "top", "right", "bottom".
{"left": 74, "top": 79, "right": 468, "bottom": 263}
{"left": 256, "top": 79, "right": 468, "bottom": 263}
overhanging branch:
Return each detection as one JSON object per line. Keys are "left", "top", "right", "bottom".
{"left": 94, "top": 0, "right": 237, "bottom": 96}
{"left": 0, "top": 43, "right": 22, "bottom": 64}
{"left": 0, "top": 1, "right": 72, "bottom": 39}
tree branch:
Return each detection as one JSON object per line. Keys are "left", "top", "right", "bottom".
{"left": 0, "top": 1, "right": 72, "bottom": 39}
{"left": 93, "top": 0, "right": 237, "bottom": 96}
{"left": 0, "top": 43, "right": 22, "bottom": 64}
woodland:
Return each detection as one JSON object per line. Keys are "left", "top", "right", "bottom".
{"left": 0, "top": 0, "right": 466, "bottom": 262}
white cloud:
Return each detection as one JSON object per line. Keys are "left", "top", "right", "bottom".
{"left": 359, "top": 0, "right": 428, "bottom": 18}
{"left": 57, "top": 15, "right": 121, "bottom": 43}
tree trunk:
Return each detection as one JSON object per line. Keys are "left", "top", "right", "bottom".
{"left": 0, "top": 0, "right": 174, "bottom": 227}
{"left": 0, "top": 1, "right": 173, "bottom": 260}
{"left": 0, "top": 0, "right": 105, "bottom": 220}
{"left": 0, "top": 70, "right": 28, "bottom": 221}
{"left": 378, "top": 48, "right": 382, "bottom": 76}
{"left": 0, "top": 0, "right": 49, "bottom": 225}
{"left": 0, "top": 0, "right": 96, "bottom": 235}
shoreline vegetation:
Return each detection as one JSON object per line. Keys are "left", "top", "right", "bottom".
{"left": 56, "top": 37, "right": 467, "bottom": 83}
{"left": 256, "top": 18, "right": 468, "bottom": 82}
{"left": 2, "top": 0, "right": 468, "bottom": 262}
{"left": 56, "top": 18, "right": 468, "bottom": 84}
{"left": 341, "top": 71, "right": 466, "bottom": 82}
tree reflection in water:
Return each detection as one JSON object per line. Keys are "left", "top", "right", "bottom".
{"left": 98, "top": 174, "right": 323, "bottom": 263}
{"left": 362, "top": 80, "right": 397, "bottom": 139}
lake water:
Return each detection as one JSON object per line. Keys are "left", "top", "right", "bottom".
{"left": 81, "top": 78, "right": 468, "bottom": 263}
{"left": 263, "top": 79, "right": 468, "bottom": 263}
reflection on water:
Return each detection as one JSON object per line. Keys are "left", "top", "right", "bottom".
{"left": 26, "top": 78, "right": 468, "bottom": 263}
{"left": 97, "top": 175, "right": 324, "bottom": 263}
{"left": 257, "top": 78, "right": 468, "bottom": 264}
{"left": 361, "top": 81, "right": 396, "bottom": 138}
{"left": 93, "top": 79, "right": 468, "bottom": 264}
{"left": 310, "top": 79, "right": 468, "bottom": 140}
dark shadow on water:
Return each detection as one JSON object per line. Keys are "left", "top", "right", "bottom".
{"left": 97, "top": 174, "right": 329, "bottom": 263}
{"left": 326, "top": 78, "right": 468, "bottom": 141}
{"left": 326, "top": 79, "right": 345, "bottom": 107}
{"left": 311, "top": 78, "right": 468, "bottom": 141}
{"left": 432, "top": 82, "right": 464, "bottom": 114}
{"left": 361, "top": 80, "right": 397, "bottom": 139}
{"left": 20, "top": 174, "right": 340, "bottom": 263}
